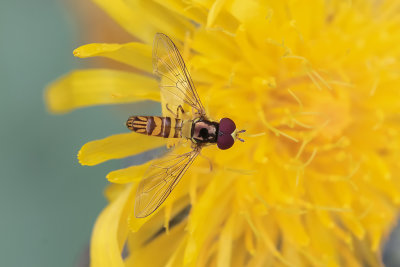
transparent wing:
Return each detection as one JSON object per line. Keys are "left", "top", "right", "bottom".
{"left": 153, "top": 33, "right": 206, "bottom": 118}
{"left": 134, "top": 146, "right": 201, "bottom": 218}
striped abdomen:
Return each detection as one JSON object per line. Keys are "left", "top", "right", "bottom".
{"left": 126, "top": 116, "right": 182, "bottom": 138}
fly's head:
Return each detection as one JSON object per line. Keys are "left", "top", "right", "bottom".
{"left": 217, "top": 118, "right": 245, "bottom": 150}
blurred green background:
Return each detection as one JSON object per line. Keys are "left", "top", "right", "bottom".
{"left": 0, "top": 0, "right": 399, "bottom": 266}
{"left": 0, "top": 0, "right": 126, "bottom": 266}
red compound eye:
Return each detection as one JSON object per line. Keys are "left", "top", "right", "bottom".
{"left": 217, "top": 118, "right": 236, "bottom": 150}
{"left": 219, "top": 118, "right": 236, "bottom": 134}
{"left": 217, "top": 134, "right": 234, "bottom": 150}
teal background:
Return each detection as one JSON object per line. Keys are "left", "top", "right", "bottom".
{"left": 0, "top": 0, "right": 128, "bottom": 266}
{"left": 0, "top": 0, "right": 399, "bottom": 266}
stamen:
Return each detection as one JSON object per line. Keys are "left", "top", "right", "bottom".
{"left": 311, "top": 205, "right": 351, "bottom": 213}
{"left": 311, "top": 70, "right": 332, "bottom": 90}
{"left": 257, "top": 105, "right": 299, "bottom": 142}
{"left": 225, "top": 168, "right": 256, "bottom": 175}
{"left": 291, "top": 117, "right": 314, "bottom": 129}
{"left": 206, "top": 26, "right": 236, "bottom": 37}
{"left": 245, "top": 132, "right": 266, "bottom": 138}
{"left": 303, "top": 148, "right": 318, "bottom": 167}
{"left": 287, "top": 88, "right": 303, "bottom": 109}
{"left": 307, "top": 71, "right": 323, "bottom": 91}
{"left": 329, "top": 80, "right": 354, "bottom": 88}
{"left": 295, "top": 148, "right": 318, "bottom": 186}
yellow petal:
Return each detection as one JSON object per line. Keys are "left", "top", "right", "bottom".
{"left": 92, "top": 0, "right": 154, "bottom": 43}
{"left": 104, "top": 183, "right": 126, "bottom": 202}
{"left": 73, "top": 42, "right": 152, "bottom": 72}
{"left": 207, "top": 0, "right": 227, "bottom": 28}
{"left": 107, "top": 163, "right": 151, "bottom": 184}
{"left": 165, "top": 237, "right": 188, "bottom": 267}
{"left": 252, "top": 214, "right": 292, "bottom": 266}
{"left": 153, "top": 0, "right": 207, "bottom": 25}
{"left": 90, "top": 184, "right": 134, "bottom": 267}
{"left": 78, "top": 133, "right": 166, "bottom": 166}
{"left": 342, "top": 213, "right": 365, "bottom": 240}
{"left": 128, "top": 211, "right": 153, "bottom": 233}
{"left": 228, "top": 0, "right": 263, "bottom": 23}
{"left": 276, "top": 211, "right": 310, "bottom": 247}
{"left": 192, "top": 29, "right": 237, "bottom": 61}
{"left": 126, "top": 212, "right": 188, "bottom": 266}
{"left": 244, "top": 226, "right": 255, "bottom": 255}
{"left": 184, "top": 172, "right": 233, "bottom": 265}
{"left": 217, "top": 213, "right": 235, "bottom": 267}
{"left": 93, "top": 0, "right": 192, "bottom": 43}
{"left": 45, "top": 68, "right": 160, "bottom": 113}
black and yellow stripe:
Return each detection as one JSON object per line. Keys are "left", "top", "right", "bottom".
{"left": 126, "top": 116, "right": 182, "bottom": 138}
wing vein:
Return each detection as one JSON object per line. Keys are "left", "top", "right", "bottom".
{"left": 152, "top": 33, "right": 206, "bottom": 117}
{"left": 134, "top": 148, "right": 200, "bottom": 218}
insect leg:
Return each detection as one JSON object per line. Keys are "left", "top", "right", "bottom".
{"left": 199, "top": 152, "right": 213, "bottom": 172}
{"left": 177, "top": 105, "right": 185, "bottom": 116}
{"left": 166, "top": 104, "right": 185, "bottom": 119}
{"left": 175, "top": 105, "right": 186, "bottom": 119}
{"left": 166, "top": 103, "right": 175, "bottom": 115}
{"left": 192, "top": 107, "right": 202, "bottom": 118}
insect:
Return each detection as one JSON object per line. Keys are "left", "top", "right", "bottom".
{"left": 126, "top": 33, "right": 245, "bottom": 218}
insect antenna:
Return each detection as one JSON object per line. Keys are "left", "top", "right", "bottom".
{"left": 236, "top": 129, "right": 246, "bottom": 142}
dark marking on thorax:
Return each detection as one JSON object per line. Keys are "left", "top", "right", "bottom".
{"left": 191, "top": 119, "right": 219, "bottom": 143}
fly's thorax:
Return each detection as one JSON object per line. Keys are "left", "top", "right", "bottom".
{"left": 191, "top": 119, "right": 219, "bottom": 144}
{"left": 181, "top": 120, "right": 192, "bottom": 139}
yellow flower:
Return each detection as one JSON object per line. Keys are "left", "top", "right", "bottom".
{"left": 46, "top": 0, "right": 400, "bottom": 266}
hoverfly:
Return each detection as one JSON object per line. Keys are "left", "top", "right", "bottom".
{"left": 126, "top": 33, "right": 245, "bottom": 218}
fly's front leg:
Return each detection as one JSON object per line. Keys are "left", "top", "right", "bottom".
{"left": 191, "top": 107, "right": 204, "bottom": 119}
